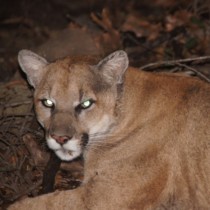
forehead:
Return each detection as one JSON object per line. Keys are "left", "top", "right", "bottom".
{"left": 38, "top": 58, "right": 100, "bottom": 101}
{"left": 47, "top": 61, "right": 93, "bottom": 86}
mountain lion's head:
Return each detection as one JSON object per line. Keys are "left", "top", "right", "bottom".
{"left": 18, "top": 50, "right": 129, "bottom": 161}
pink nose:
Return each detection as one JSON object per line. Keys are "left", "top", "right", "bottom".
{"left": 51, "top": 134, "right": 71, "bottom": 144}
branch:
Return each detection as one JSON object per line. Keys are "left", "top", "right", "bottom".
{"left": 176, "top": 63, "right": 210, "bottom": 83}
{"left": 140, "top": 55, "right": 210, "bottom": 83}
{"left": 140, "top": 56, "right": 210, "bottom": 70}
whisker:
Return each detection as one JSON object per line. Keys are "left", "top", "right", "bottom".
{"left": 86, "top": 131, "right": 129, "bottom": 154}
{"left": 87, "top": 137, "right": 122, "bottom": 150}
{"left": 89, "top": 132, "right": 109, "bottom": 138}
{"left": 89, "top": 132, "right": 118, "bottom": 139}
{"left": 86, "top": 142, "right": 118, "bottom": 155}
{"left": 89, "top": 133, "right": 127, "bottom": 141}
{"left": 88, "top": 142, "right": 117, "bottom": 149}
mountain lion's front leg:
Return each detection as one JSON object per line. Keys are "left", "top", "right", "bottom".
{"left": 9, "top": 187, "right": 86, "bottom": 210}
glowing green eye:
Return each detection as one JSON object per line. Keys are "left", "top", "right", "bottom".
{"left": 80, "top": 99, "right": 93, "bottom": 109}
{"left": 42, "top": 99, "right": 54, "bottom": 108}
{"left": 75, "top": 99, "right": 95, "bottom": 113}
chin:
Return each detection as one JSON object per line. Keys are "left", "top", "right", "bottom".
{"left": 54, "top": 149, "right": 81, "bottom": 161}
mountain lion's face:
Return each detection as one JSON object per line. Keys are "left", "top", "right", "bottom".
{"left": 34, "top": 62, "right": 117, "bottom": 161}
{"left": 18, "top": 50, "right": 128, "bottom": 160}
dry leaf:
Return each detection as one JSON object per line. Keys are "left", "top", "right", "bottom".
{"left": 121, "top": 14, "right": 162, "bottom": 41}
{"left": 91, "top": 8, "right": 121, "bottom": 51}
{"left": 22, "top": 134, "right": 49, "bottom": 167}
{"left": 165, "top": 10, "right": 192, "bottom": 32}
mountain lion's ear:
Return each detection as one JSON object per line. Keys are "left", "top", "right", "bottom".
{"left": 97, "top": 50, "right": 129, "bottom": 84}
{"left": 18, "top": 50, "right": 48, "bottom": 88}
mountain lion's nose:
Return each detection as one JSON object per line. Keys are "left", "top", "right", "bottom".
{"left": 51, "top": 134, "right": 71, "bottom": 144}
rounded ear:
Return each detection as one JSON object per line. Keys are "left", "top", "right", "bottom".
{"left": 18, "top": 50, "right": 48, "bottom": 88}
{"left": 97, "top": 50, "right": 129, "bottom": 84}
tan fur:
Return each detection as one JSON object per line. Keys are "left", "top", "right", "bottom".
{"left": 10, "top": 50, "right": 210, "bottom": 210}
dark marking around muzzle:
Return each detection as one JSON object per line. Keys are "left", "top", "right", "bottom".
{"left": 82, "top": 133, "right": 89, "bottom": 147}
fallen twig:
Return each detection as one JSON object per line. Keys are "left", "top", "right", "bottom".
{"left": 0, "top": 101, "right": 32, "bottom": 108}
{"left": 176, "top": 63, "right": 210, "bottom": 83}
{"left": 140, "top": 56, "right": 210, "bottom": 83}
{"left": 140, "top": 55, "right": 210, "bottom": 70}
{"left": 4, "top": 180, "right": 42, "bottom": 202}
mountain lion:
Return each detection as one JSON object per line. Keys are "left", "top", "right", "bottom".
{"left": 10, "top": 50, "right": 210, "bottom": 210}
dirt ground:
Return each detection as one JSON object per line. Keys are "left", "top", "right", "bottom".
{"left": 0, "top": 0, "right": 210, "bottom": 209}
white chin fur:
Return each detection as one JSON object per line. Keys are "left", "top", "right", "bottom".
{"left": 47, "top": 136, "right": 82, "bottom": 161}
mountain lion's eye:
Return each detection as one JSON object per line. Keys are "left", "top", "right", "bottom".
{"left": 80, "top": 99, "right": 94, "bottom": 109}
{"left": 41, "top": 99, "right": 54, "bottom": 108}
{"left": 75, "top": 99, "right": 95, "bottom": 113}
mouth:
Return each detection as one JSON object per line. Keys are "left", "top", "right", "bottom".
{"left": 68, "top": 150, "right": 73, "bottom": 156}
{"left": 55, "top": 148, "right": 73, "bottom": 155}
{"left": 47, "top": 138, "right": 81, "bottom": 161}
{"left": 54, "top": 147, "right": 82, "bottom": 161}
{"left": 46, "top": 133, "right": 89, "bottom": 161}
